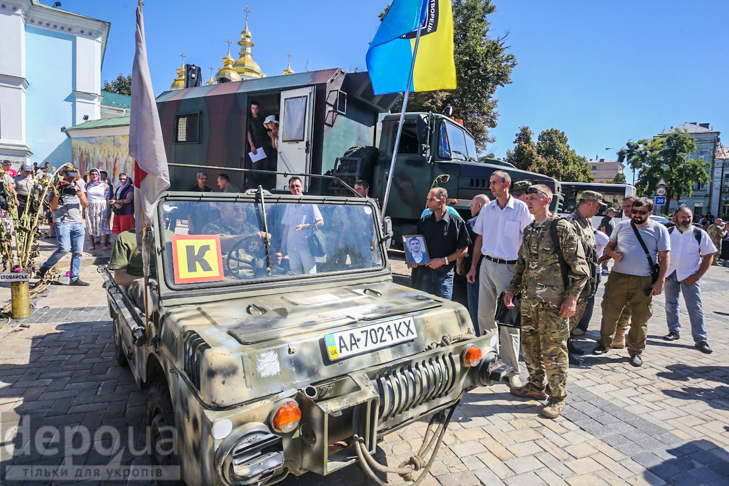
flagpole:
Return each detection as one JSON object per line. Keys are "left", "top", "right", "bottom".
{"left": 380, "top": 19, "right": 424, "bottom": 221}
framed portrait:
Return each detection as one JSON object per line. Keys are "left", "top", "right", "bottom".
{"left": 403, "top": 235, "right": 430, "bottom": 266}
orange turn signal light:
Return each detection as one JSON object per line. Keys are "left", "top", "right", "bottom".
{"left": 271, "top": 401, "right": 302, "bottom": 434}
{"left": 462, "top": 346, "right": 483, "bottom": 368}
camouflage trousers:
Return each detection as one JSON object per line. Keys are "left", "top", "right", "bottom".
{"left": 520, "top": 300, "right": 570, "bottom": 400}
{"left": 713, "top": 250, "right": 721, "bottom": 265}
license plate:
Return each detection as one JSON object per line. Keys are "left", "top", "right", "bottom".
{"left": 324, "top": 317, "right": 417, "bottom": 360}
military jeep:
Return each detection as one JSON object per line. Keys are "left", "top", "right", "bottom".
{"left": 103, "top": 185, "right": 499, "bottom": 485}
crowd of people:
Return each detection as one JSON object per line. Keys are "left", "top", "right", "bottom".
{"left": 408, "top": 171, "right": 719, "bottom": 419}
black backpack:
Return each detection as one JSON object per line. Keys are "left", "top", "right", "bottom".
{"left": 668, "top": 226, "right": 702, "bottom": 245}
{"left": 550, "top": 217, "right": 599, "bottom": 298}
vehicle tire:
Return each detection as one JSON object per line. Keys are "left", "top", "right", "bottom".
{"left": 147, "top": 379, "right": 183, "bottom": 484}
{"left": 112, "top": 318, "right": 129, "bottom": 368}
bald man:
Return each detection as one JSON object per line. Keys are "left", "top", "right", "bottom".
{"left": 458, "top": 194, "right": 490, "bottom": 332}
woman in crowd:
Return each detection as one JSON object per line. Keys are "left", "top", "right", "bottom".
{"left": 84, "top": 168, "right": 111, "bottom": 249}
{"left": 110, "top": 173, "right": 135, "bottom": 234}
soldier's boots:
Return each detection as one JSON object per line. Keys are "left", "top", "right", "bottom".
{"left": 542, "top": 398, "right": 566, "bottom": 419}
{"left": 510, "top": 383, "right": 548, "bottom": 400}
{"left": 612, "top": 328, "right": 626, "bottom": 349}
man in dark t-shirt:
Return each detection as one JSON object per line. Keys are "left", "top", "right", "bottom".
{"left": 246, "top": 101, "right": 272, "bottom": 188}
{"left": 108, "top": 229, "right": 157, "bottom": 310}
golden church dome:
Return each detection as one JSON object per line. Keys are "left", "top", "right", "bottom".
{"left": 233, "top": 15, "right": 263, "bottom": 79}
{"left": 283, "top": 54, "right": 294, "bottom": 75}
{"left": 215, "top": 44, "right": 242, "bottom": 84}
{"left": 170, "top": 58, "right": 185, "bottom": 91}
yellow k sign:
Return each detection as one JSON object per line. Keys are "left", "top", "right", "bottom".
{"left": 171, "top": 235, "right": 224, "bottom": 284}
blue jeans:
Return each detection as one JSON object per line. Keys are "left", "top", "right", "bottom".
{"left": 42, "top": 222, "right": 85, "bottom": 281}
{"left": 413, "top": 267, "right": 454, "bottom": 300}
{"left": 665, "top": 271, "right": 707, "bottom": 343}
{"left": 467, "top": 279, "right": 480, "bottom": 336}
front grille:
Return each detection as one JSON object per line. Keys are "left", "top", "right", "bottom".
{"left": 371, "top": 353, "right": 458, "bottom": 422}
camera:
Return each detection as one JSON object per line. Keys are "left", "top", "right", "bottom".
{"left": 60, "top": 181, "right": 79, "bottom": 196}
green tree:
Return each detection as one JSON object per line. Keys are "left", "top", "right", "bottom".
{"left": 103, "top": 73, "right": 132, "bottom": 96}
{"left": 612, "top": 172, "right": 627, "bottom": 184}
{"left": 619, "top": 130, "right": 710, "bottom": 207}
{"left": 504, "top": 126, "right": 594, "bottom": 182}
{"left": 380, "top": 0, "right": 517, "bottom": 151}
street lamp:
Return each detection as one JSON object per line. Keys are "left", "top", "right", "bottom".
{"left": 606, "top": 147, "right": 635, "bottom": 185}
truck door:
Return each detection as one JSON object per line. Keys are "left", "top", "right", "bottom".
{"left": 277, "top": 87, "right": 315, "bottom": 191}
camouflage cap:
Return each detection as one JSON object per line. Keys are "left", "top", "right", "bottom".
{"left": 512, "top": 180, "right": 532, "bottom": 192}
{"left": 579, "top": 190, "right": 606, "bottom": 206}
{"left": 61, "top": 163, "right": 78, "bottom": 176}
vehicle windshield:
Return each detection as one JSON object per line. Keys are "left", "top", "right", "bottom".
{"left": 159, "top": 198, "right": 384, "bottom": 288}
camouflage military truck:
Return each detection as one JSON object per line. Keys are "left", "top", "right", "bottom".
{"left": 103, "top": 185, "right": 501, "bottom": 485}
{"left": 155, "top": 68, "right": 560, "bottom": 248}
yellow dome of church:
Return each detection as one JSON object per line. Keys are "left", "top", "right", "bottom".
{"left": 215, "top": 42, "right": 242, "bottom": 84}
{"left": 233, "top": 7, "right": 263, "bottom": 79}
{"left": 170, "top": 54, "right": 186, "bottom": 90}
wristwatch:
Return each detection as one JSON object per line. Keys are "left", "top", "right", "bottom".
{"left": 445, "top": 256, "right": 449, "bottom": 265}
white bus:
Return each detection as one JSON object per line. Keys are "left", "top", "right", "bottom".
{"left": 560, "top": 182, "right": 637, "bottom": 227}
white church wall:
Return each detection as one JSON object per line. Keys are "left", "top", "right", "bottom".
{"left": 25, "top": 25, "right": 75, "bottom": 166}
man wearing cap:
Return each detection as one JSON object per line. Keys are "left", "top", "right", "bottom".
{"left": 511, "top": 180, "right": 532, "bottom": 203}
{"left": 14, "top": 164, "right": 35, "bottom": 216}
{"left": 563, "top": 191, "right": 602, "bottom": 365}
{"left": 37, "top": 165, "right": 89, "bottom": 286}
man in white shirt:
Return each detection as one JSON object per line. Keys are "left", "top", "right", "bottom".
{"left": 663, "top": 207, "right": 715, "bottom": 354}
{"left": 467, "top": 170, "right": 533, "bottom": 387}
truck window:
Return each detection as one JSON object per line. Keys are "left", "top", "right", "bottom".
{"left": 438, "top": 122, "right": 450, "bottom": 158}
{"left": 444, "top": 122, "right": 468, "bottom": 161}
{"left": 282, "top": 96, "right": 307, "bottom": 142}
{"left": 465, "top": 133, "right": 478, "bottom": 161}
{"left": 395, "top": 122, "right": 419, "bottom": 154}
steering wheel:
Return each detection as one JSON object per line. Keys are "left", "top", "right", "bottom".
{"left": 225, "top": 234, "right": 268, "bottom": 280}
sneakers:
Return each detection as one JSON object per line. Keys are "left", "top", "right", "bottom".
{"left": 592, "top": 344, "right": 608, "bottom": 355}
{"left": 70, "top": 279, "right": 90, "bottom": 287}
{"left": 663, "top": 332, "right": 680, "bottom": 341}
{"left": 571, "top": 328, "right": 586, "bottom": 336}
{"left": 508, "top": 375, "right": 523, "bottom": 388}
{"left": 629, "top": 354, "right": 643, "bottom": 367}
{"left": 542, "top": 398, "right": 565, "bottom": 419}
{"left": 568, "top": 339, "right": 584, "bottom": 356}
{"left": 36, "top": 266, "right": 49, "bottom": 280}
{"left": 510, "top": 382, "right": 548, "bottom": 400}
{"left": 695, "top": 341, "right": 713, "bottom": 354}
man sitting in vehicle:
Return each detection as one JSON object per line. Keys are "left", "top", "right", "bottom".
{"left": 201, "top": 203, "right": 279, "bottom": 278}
{"left": 108, "top": 229, "right": 156, "bottom": 311}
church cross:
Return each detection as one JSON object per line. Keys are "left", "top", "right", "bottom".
{"left": 179, "top": 53, "right": 186, "bottom": 66}
{"left": 242, "top": 5, "right": 252, "bottom": 22}
{"left": 286, "top": 52, "right": 292, "bottom": 63}
{"left": 225, "top": 38, "right": 233, "bottom": 53}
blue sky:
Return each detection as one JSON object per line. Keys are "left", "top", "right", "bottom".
{"left": 55, "top": 0, "right": 729, "bottom": 167}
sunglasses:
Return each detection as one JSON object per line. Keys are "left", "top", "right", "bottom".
{"left": 526, "top": 186, "right": 550, "bottom": 198}
{"left": 631, "top": 209, "right": 649, "bottom": 215}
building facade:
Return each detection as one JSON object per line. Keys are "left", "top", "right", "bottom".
{"left": 0, "top": 0, "right": 109, "bottom": 167}
{"left": 588, "top": 158, "right": 624, "bottom": 183}
{"left": 660, "top": 123, "right": 721, "bottom": 216}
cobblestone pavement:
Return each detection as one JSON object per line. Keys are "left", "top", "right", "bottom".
{"left": 0, "top": 260, "right": 728, "bottom": 485}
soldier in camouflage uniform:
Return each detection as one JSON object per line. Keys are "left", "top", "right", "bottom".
{"left": 202, "top": 203, "right": 272, "bottom": 278}
{"left": 511, "top": 180, "right": 532, "bottom": 203}
{"left": 563, "top": 191, "right": 603, "bottom": 365}
{"left": 706, "top": 219, "right": 726, "bottom": 265}
{"left": 504, "top": 184, "right": 589, "bottom": 419}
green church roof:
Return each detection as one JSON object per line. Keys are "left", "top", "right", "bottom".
{"left": 101, "top": 91, "right": 132, "bottom": 109}
{"left": 66, "top": 116, "right": 130, "bottom": 134}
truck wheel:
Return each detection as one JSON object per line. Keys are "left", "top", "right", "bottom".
{"left": 112, "top": 319, "right": 129, "bottom": 368}
{"left": 147, "top": 379, "right": 182, "bottom": 484}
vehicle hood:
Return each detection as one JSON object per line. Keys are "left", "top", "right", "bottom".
{"left": 161, "top": 281, "right": 474, "bottom": 408}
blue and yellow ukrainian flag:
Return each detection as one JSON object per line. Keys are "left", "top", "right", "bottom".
{"left": 366, "top": 0, "right": 457, "bottom": 96}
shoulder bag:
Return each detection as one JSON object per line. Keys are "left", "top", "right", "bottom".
{"left": 630, "top": 221, "right": 660, "bottom": 285}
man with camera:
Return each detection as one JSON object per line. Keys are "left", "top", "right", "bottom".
{"left": 37, "top": 164, "right": 89, "bottom": 286}
{"left": 593, "top": 197, "right": 670, "bottom": 367}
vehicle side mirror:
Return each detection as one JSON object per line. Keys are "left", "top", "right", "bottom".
{"left": 419, "top": 144, "right": 430, "bottom": 158}
{"left": 382, "top": 217, "right": 394, "bottom": 250}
